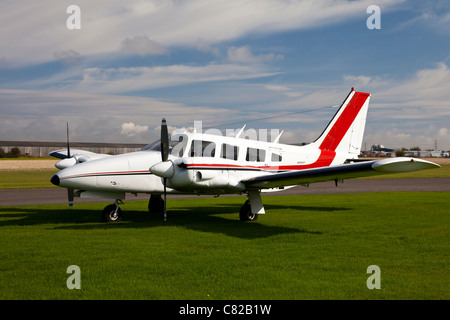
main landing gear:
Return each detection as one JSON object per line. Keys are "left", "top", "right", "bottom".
{"left": 239, "top": 190, "right": 265, "bottom": 222}
{"left": 148, "top": 194, "right": 164, "bottom": 213}
{"left": 239, "top": 200, "right": 258, "bottom": 221}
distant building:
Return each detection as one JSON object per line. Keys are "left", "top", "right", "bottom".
{"left": 371, "top": 144, "right": 394, "bottom": 153}
{"left": 402, "top": 150, "right": 448, "bottom": 158}
{"left": 362, "top": 144, "right": 449, "bottom": 158}
{"left": 0, "top": 141, "right": 146, "bottom": 157}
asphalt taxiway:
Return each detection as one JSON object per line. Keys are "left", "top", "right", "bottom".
{"left": 0, "top": 178, "right": 448, "bottom": 207}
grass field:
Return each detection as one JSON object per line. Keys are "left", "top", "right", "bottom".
{"left": 0, "top": 192, "right": 448, "bottom": 300}
{"left": 0, "top": 170, "right": 58, "bottom": 189}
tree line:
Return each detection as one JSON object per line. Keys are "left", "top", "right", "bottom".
{"left": 0, "top": 147, "right": 24, "bottom": 158}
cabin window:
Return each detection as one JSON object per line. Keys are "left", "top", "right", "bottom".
{"left": 221, "top": 144, "right": 239, "bottom": 161}
{"left": 271, "top": 153, "right": 282, "bottom": 162}
{"left": 190, "top": 140, "right": 216, "bottom": 157}
{"left": 246, "top": 147, "right": 266, "bottom": 162}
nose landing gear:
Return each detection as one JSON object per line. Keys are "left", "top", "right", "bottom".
{"left": 102, "top": 199, "right": 124, "bottom": 222}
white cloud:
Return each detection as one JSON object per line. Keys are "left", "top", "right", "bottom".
{"left": 53, "top": 49, "right": 81, "bottom": 65}
{"left": 337, "top": 63, "right": 450, "bottom": 149}
{"left": 395, "top": 3, "right": 450, "bottom": 35}
{"left": 120, "top": 35, "right": 167, "bottom": 56}
{"left": 264, "top": 85, "right": 290, "bottom": 92}
{"left": 343, "top": 75, "right": 372, "bottom": 86}
{"left": 364, "top": 125, "right": 450, "bottom": 151}
{"left": 191, "top": 39, "right": 220, "bottom": 55}
{"left": 0, "top": 0, "right": 403, "bottom": 66}
{"left": 121, "top": 122, "right": 148, "bottom": 136}
{"left": 373, "top": 62, "right": 450, "bottom": 119}
{"left": 76, "top": 64, "right": 280, "bottom": 93}
{"left": 0, "top": 89, "right": 231, "bottom": 142}
{"left": 227, "top": 46, "right": 283, "bottom": 64}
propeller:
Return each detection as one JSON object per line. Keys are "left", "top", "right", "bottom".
{"left": 66, "top": 122, "right": 74, "bottom": 209}
{"left": 161, "top": 118, "right": 169, "bottom": 162}
{"left": 53, "top": 122, "right": 77, "bottom": 169}
{"left": 66, "top": 122, "right": 71, "bottom": 158}
{"left": 149, "top": 118, "right": 177, "bottom": 221}
{"left": 161, "top": 118, "right": 168, "bottom": 222}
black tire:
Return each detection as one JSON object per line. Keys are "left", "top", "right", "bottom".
{"left": 148, "top": 194, "right": 164, "bottom": 213}
{"left": 239, "top": 200, "right": 258, "bottom": 221}
{"left": 102, "top": 204, "right": 122, "bottom": 222}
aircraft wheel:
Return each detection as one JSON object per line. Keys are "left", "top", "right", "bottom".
{"left": 239, "top": 200, "right": 258, "bottom": 221}
{"left": 148, "top": 194, "right": 164, "bottom": 213}
{"left": 102, "top": 204, "right": 122, "bottom": 222}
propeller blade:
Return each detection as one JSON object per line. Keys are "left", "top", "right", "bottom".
{"left": 161, "top": 118, "right": 169, "bottom": 162}
{"left": 66, "top": 122, "right": 71, "bottom": 158}
{"left": 68, "top": 188, "right": 74, "bottom": 209}
{"left": 160, "top": 118, "right": 169, "bottom": 221}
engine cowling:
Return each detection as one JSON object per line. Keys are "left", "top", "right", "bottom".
{"left": 165, "top": 159, "right": 244, "bottom": 192}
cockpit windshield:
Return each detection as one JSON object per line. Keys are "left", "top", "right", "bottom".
{"left": 140, "top": 140, "right": 161, "bottom": 152}
{"left": 140, "top": 134, "right": 188, "bottom": 157}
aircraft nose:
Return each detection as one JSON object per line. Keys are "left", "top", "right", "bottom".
{"left": 50, "top": 174, "right": 60, "bottom": 186}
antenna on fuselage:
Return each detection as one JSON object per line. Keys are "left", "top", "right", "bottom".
{"left": 235, "top": 125, "right": 246, "bottom": 138}
{"left": 273, "top": 130, "right": 284, "bottom": 143}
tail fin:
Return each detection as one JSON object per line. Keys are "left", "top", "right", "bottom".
{"left": 311, "top": 88, "right": 370, "bottom": 157}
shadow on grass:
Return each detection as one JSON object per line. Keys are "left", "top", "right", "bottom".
{"left": 0, "top": 200, "right": 351, "bottom": 239}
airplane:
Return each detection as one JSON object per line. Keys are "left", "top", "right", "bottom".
{"left": 49, "top": 88, "right": 440, "bottom": 222}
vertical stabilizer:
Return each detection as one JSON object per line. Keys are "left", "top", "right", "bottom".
{"left": 311, "top": 88, "right": 370, "bottom": 157}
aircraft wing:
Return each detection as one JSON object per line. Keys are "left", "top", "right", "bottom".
{"left": 49, "top": 149, "right": 107, "bottom": 160}
{"left": 49, "top": 149, "right": 112, "bottom": 169}
{"left": 242, "top": 157, "right": 440, "bottom": 189}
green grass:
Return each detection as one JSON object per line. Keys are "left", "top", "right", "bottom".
{"left": 0, "top": 170, "right": 58, "bottom": 189}
{"left": 0, "top": 192, "right": 448, "bottom": 300}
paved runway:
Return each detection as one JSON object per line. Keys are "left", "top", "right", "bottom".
{"left": 0, "top": 178, "right": 448, "bottom": 207}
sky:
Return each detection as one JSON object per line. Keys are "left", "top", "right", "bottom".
{"left": 0, "top": 0, "right": 449, "bottom": 151}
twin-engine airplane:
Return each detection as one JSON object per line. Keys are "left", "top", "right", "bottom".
{"left": 50, "top": 88, "right": 440, "bottom": 222}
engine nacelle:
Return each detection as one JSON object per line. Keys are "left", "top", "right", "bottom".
{"left": 166, "top": 160, "right": 244, "bottom": 192}
{"left": 55, "top": 157, "right": 77, "bottom": 169}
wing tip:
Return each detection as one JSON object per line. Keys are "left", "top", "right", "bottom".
{"left": 372, "top": 157, "right": 440, "bottom": 173}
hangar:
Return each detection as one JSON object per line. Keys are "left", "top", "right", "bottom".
{"left": 0, "top": 141, "right": 145, "bottom": 157}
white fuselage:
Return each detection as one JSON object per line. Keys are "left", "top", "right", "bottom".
{"left": 55, "top": 130, "right": 353, "bottom": 199}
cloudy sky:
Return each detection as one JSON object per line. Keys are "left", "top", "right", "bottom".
{"left": 0, "top": 0, "right": 449, "bottom": 150}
